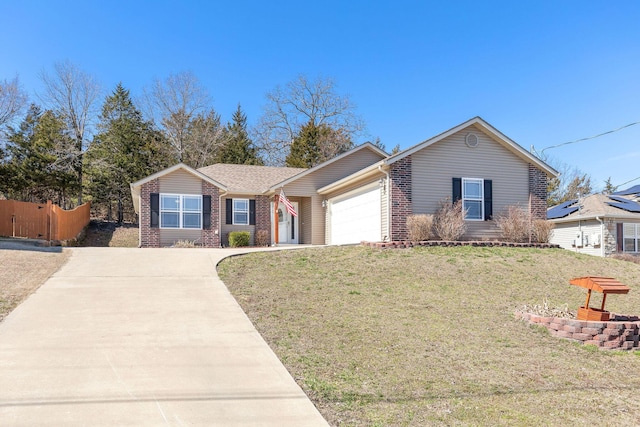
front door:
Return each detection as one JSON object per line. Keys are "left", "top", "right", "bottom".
{"left": 276, "top": 202, "right": 298, "bottom": 244}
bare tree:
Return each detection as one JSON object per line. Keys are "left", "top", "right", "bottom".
{"left": 183, "top": 110, "right": 226, "bottom": 168}
{"left": 39, "top": 61, "right": 101, "bottom": 204}
{"left": 143, "top": 71, "right": 212, "bottom": 163}
{"left": 0, "top": 76, "right": 28, "bottom": 128}
{"left": 255, "top": 74, "right": 365, "bottom": 165}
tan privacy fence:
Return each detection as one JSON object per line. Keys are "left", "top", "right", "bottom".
{"left": 0, "top": 200, "right": 90, "bottom": 241}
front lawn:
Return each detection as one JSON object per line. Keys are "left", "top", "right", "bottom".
{"left": 218, "top": 246, "right": 640, "bottom": 426}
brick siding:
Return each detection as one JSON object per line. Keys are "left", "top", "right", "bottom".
{"left": 201, "top": 181, "right": 220, "bottom": 247}
{"left": 140, "top": 178, "right": 160, "bottom": 247}
{"left": 390, "top": 156, "right": 412, "bottom": 241}
{"left": 255, "top": 195, "right": 272, "bottom": 245}
{"left": 528, "top": 164, "right": 548, "bottom": 220}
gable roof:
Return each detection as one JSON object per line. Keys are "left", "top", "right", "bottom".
{"left": 384, "top": 116, "right": 558, "bottom": 177}
{"left": 197, "top": 164, "right": 306, "bottom": 194}
{"left": 547, "top": 193, "right": 640, "bottom": 223}
{"left": 130, "top": 163, "right": 228, "bottom": 214}
{"left": 266, "top": 142, "right": 388, "bottom": 192}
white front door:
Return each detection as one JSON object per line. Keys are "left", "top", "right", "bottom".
{"left": 276, "top": 202, "right": 298, "bottom": 244}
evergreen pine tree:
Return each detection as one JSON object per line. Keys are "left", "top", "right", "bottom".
{"left": 217, "top": 105, "right": 263, "bottom": 165}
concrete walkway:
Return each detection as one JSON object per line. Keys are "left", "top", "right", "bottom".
{"left": 0, "top": 247, "right": 328, "bottom": 426}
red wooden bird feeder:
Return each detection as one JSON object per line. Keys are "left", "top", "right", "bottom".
{"left": 569, "top": 276, "right": 630, "bottom": 321}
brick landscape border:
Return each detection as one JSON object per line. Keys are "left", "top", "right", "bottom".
{"left": 362, "top": 240, "right": 560, "bottom": 249}
{"left": 515, "top": 311, "right": 640, "bottom": 350}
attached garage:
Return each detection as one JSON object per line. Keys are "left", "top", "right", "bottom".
{"left": 328, "top": 183, "right": 381, "bottom": 245}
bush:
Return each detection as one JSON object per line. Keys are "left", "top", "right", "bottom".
{"left": 612, "top": 253, "right": 640, "bottom": 264}
{"left": 406, "top": 214, "right": 434, "bottom": 241}
{"left": 255, "top": 229, "right": 270, "bottom": 247}
{"left": 229, "top": 231, "right": 250, "bottom": 247}
{"left": 172, "top": 239, "right": 197, "bottom": 248}
{"left": 495, "top": 205, "right": 530, "bottom": 242}
{"left": 531, "top": 219, "right": 554, "bottom": 243}
{"left": 433, "top": 198, "right": 466, "bottom": 241}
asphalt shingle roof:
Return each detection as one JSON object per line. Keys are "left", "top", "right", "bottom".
{"left": 197, "top": 164, "right": 306, "bottom": 194}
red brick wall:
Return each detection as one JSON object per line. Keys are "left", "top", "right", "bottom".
{"left": 140, "top": 178, "right": 160, "bottom": 248}
{"left": 201, "top": 181, "right": 220, "bottom": 247}
{"left": 255, "top": 195, "right": 272, "bottom": 245}
{"left": 528, "top": 164, "right": 548, "bottom": 220}
{"left": 390, "top": 156, "right": 412, "bottom": 241}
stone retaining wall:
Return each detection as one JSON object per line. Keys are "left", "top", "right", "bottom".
{"left": 515, "top": 311, "right": 640, "bottom": 350}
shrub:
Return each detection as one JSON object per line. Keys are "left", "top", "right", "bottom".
{"left": 172, "top": 239, "right": 197, "bottom": 248}
{"left": 406, "top": 214, "right": 434, "bottom": 241}
{"left": 495, "top": 205, "right": 530, "bottom": 242}
{"left": 432, "top": 198, "right": 466, "bottom": 241}
{"left": 612, "top": 253, "right": 640, "bottom": 264}
{"left": 531, "top": 219, "right": 554, "bottom": 243}
{"left": 229, "top": 231, "right": 250, "bottom": 247}
{"left": 255, "top": 229, "right": 270, "bottom": 247}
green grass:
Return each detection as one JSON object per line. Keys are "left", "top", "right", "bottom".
{"left": 218, "top": 246, "right": 640, "bottom": 426}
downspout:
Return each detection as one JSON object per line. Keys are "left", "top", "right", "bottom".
{"left": 378, "top": 165, "right": 390, "bottom": 241}
{"left": 596, "top": 216, "right": 605, "bottom": 257}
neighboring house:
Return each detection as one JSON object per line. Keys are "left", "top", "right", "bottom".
{"left": 548, "top": 185, "right": 640, "bottom": 257}
{"left": 130, "top": 116, "right": 557, "bottom": 247}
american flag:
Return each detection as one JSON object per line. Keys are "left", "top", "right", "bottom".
{"left": 279, "top": 190, "right": 298, "bottom": 217}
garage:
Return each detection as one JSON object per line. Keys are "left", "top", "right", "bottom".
{"left": 329, "top": 183, "right": 381, "bottom": 245}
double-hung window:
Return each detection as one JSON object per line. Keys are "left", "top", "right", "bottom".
{"left": 160, "top": 194, "right": 202, "bottom": 229}
{"left": 462, "top": 178, "right": 484, "bottom": 220}
{"left": 623, "top": 223, "right": 640, "bottom": 253}
{"left": 233, "top": 199, "right": 249, "bottom": 225}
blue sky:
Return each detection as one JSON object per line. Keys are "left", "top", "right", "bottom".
{"left": 2, "top": 1, "right": 639, "bottom": 191}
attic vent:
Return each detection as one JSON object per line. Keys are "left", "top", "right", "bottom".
{"left": 465, "top": 132, "right": 479, "bottom": 148}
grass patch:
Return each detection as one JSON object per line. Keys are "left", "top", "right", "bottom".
{"left": 218, "top": 246, "right": 640, "bottom": 426}
{"left": 0, "top": 246, "right": 70, "bottom": 322}
{"left": 80, "top": 220, "right": 138, "bottom": 247}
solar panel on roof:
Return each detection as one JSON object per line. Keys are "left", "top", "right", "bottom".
{"left": 606, "top": 195, "right": 640, "bottom": 213}
{"left": 613, "top": 185, "right": 640, "bottom": 196}
{"left": 547, "top": 199, "right": 579, "bottom": 219}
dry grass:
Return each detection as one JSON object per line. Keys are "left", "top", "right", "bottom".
{"left": 80, "top": 221, "right": 139, "bottom": 247}
{"left": 432, "top": 198, "right": 466, "bottom": 240}
{"left": 406, "top": 214, "right": 434, "bottom": 241}
{"left": 218, "top": 246, "right": 640, "bottom": 426}
{"left": 0, "top": 244, "right": 70, "bottom": 322}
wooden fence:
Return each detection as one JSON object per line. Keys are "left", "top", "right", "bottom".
{"left": 0, "top": 200, "right": 91, "bottom": 241}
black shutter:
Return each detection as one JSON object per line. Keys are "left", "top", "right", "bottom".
{"left": 452, "top": 178, "right": 462, "bottom": 203}
{"left": 249, "top": 199, "right": 256, "bottom": 225}
{"left": 203, "top": 195, "right": 212, "bottom": 229}
{"left": 483, "top": 180, "right": 493, "bottom": 220}
{"left": 150, "top": 193, "right": 159, "bottom": 228}
{"left": 617, "top": 223, "right": 624, "bottom": 253}
{"left": 225, "top": 199, "right": 232, "bottom": 224}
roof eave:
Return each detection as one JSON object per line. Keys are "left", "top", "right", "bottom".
{"left": 268, "top": 142, "right": 387, "bottom": 191}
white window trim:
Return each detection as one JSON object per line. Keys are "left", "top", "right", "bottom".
{"left": 462, "top": 177, "right": 484, "bottom": 221}
{"left": 159, "top": 193, "right": 202, "bottom": 229}
{"left": 233, "top": 198, "right": 250, "bottom": 225}
{"left": 623, "top": 223, "right": 640, "bottom": 253}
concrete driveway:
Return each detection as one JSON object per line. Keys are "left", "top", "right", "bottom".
{"left": 0, "top": 247, "right": 328, "bottom": 426}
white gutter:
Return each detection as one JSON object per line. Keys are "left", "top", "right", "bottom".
{"left": 596, "top": 216, "right": 605, "bottom": 257}
{"left": 378, "top": 165, "right": 390, "bottom": 241}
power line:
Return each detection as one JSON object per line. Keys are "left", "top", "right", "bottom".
{"left": 540, "top": 120, "right": 640, "bottom": 156}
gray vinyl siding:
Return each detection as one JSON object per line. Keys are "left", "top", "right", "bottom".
{"left": 221, "top": 195, "right": 255, "bottom": 246}
{"left": 550, "top": 220, "right": 604, "bottom": 256}
{"left": 158, "top": 169, "right": 204, "bottom": 246}
{"left": 284, "top": 148, "right": 384, "bottom": 245}
{"left": 411, "top": 125, "right": 530, "bottom": 240}
{"left": 301, "top": 197, "right": 313, "bottom": 244}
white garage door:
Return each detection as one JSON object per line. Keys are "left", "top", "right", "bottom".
{"left": 329, "top": 184, "right": 381, "bottom": 245}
